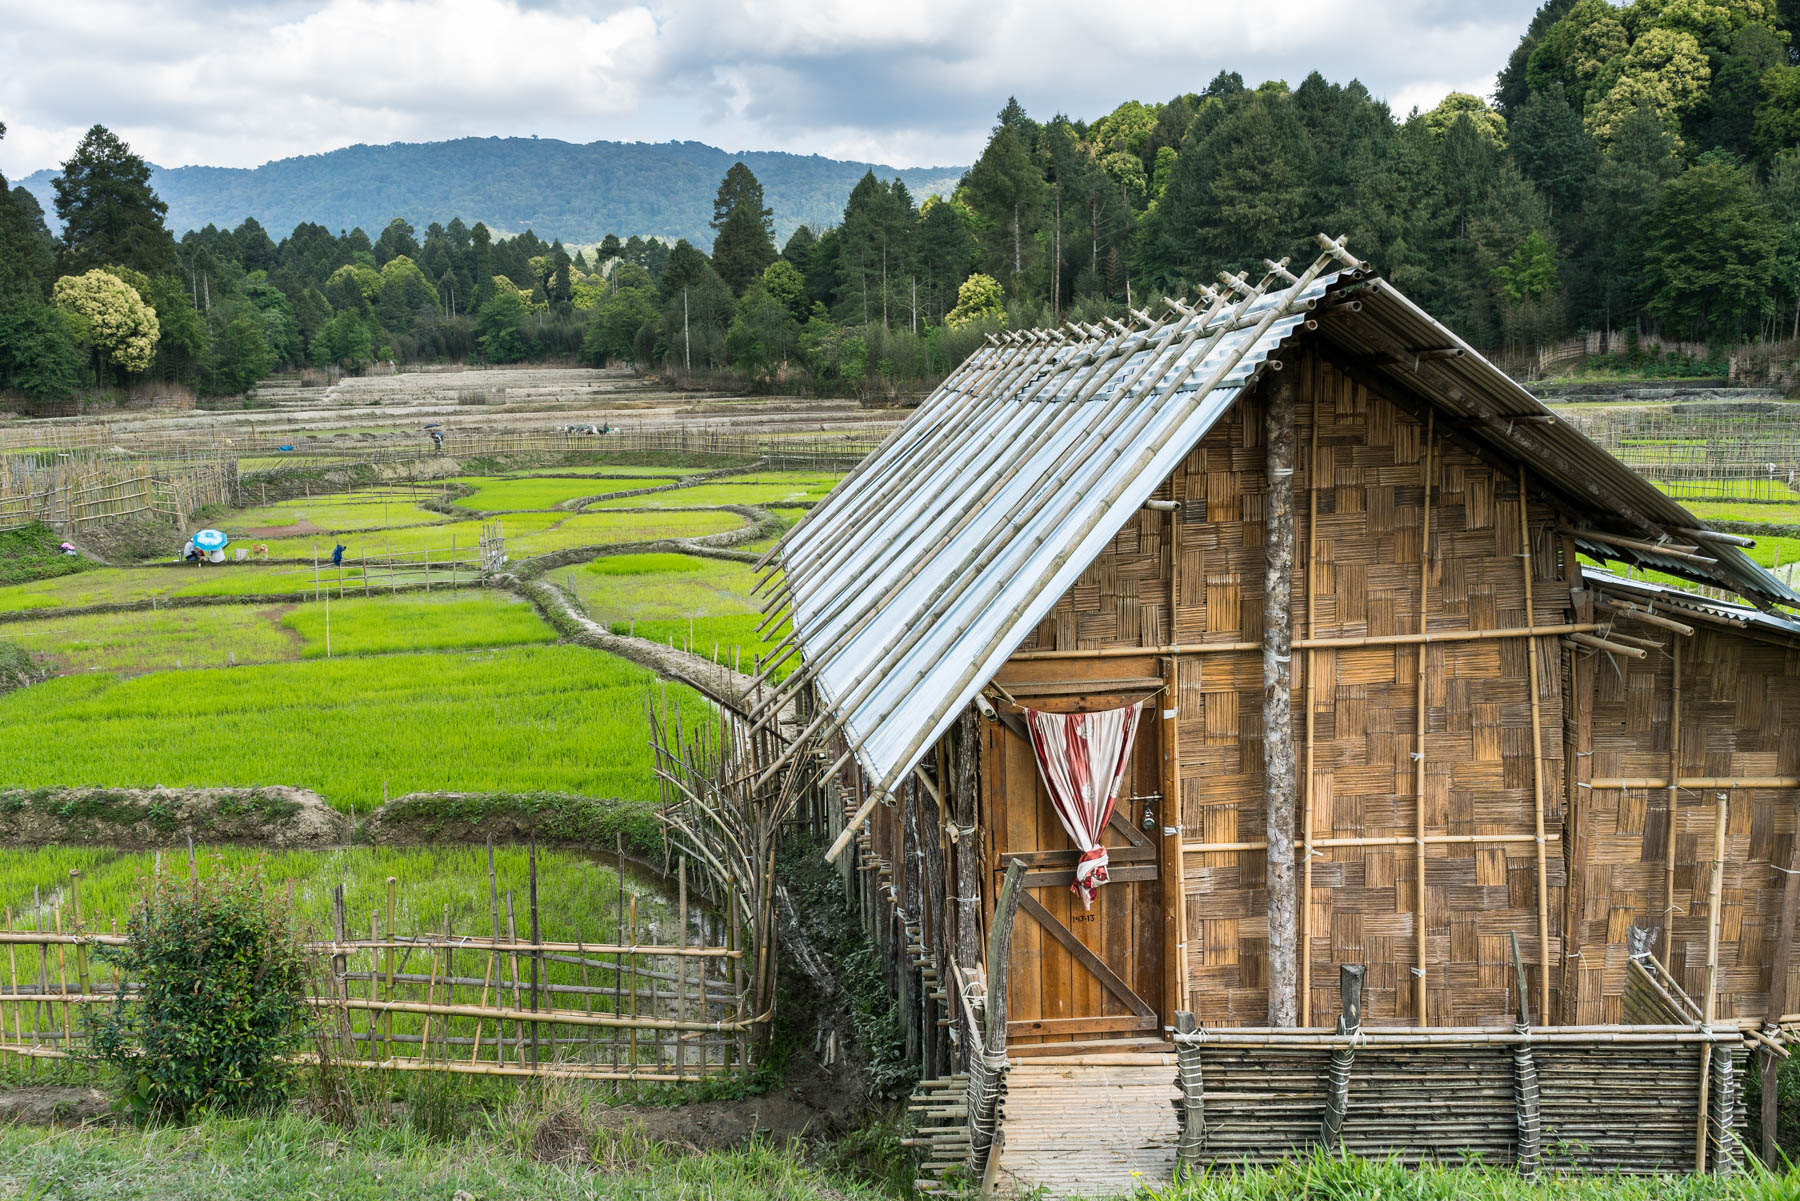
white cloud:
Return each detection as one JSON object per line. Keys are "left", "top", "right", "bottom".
{"left": 0, "top": 0, "right": 1543, "bottom": 178}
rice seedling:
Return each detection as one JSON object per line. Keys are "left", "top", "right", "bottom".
{"left": 227, "top": 490, "right": 451, "bottom": 535}
{"left": 0, "top": 645, "right": 705, "bottom": 810}
{"left": 253, "top": 508, "right": 746, "bottom": 561}
{"left": 587, "top": 482, "right": 828, "bottom": 509}
{"left": 2, "top": 605, "right": 300, "bottom": 675}
{"left": 552, "top": 554, "right": 768, "bottom": 625}
{"left": 279, "top": 592, "right": 554, "bottom": 658}
{"left": 706, "top": 469, "right": 841, "bottom": 498}
{"left": 1681, "top": 499, "right": 1800, "bottom": 526}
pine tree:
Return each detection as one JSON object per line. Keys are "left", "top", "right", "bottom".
{"left": 52, "top": 125, "right": 176, "bottom": 276}
{"left": 709, "top": 163, "right": 777, "bottom": 294}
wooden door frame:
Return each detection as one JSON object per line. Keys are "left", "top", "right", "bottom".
{"left": 984, "top": 698, "right": 1168, "bottom": 1041}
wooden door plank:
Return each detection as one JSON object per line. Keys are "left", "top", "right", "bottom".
{"left": 1017, "top": 891, "right": 1155, "bottom": 1017}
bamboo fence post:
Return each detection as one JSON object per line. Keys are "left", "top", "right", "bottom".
{"left": 1173, "top": 1009, "right": 1206, "bottom": 1173}
{"left": 1512, "top": 932, "right": 1543, "bottom": 1177}
{"left": 439, "top": 904, "right": 453, "bottom": 1062}
{"left": 627, "top": 894, "right": 639, "bottom": 1068}
{"left": 529, "top": 841, "right": 541, "bottom": 1068}
{"left": 505, "top": 893, "right": 522, "bottom": 1064}
{"left": 1414, "top": 409, "right": 1435, "bottom": 1027}
{"left": 68, "top": 871, "right": 88, "bottom": 1002}
{"left": 451, "top": 535, "right": 458, "bottom": 591}
{"left": 3, "top": 908, "right": 15, "bottom": 1069}
{"left": 384, "top": 876, "right": 397, "bottom": 1063}
{"left": 475, "top": 846, "right": 499, "bottom": 1066}
{"left": 53, "top": 907, "right": 71, "bottom": 1052}
{"left": 424, "top": 546, "right": 430, "bottom": 592}
{"left": 677, "top": 857, "right": 688, "bottom": 1079}
{"left": 1320, "top": 964, "right": 1364, "bottom": 1149}
{"left": 362, "top": 552, "right": 369, "bottom": 596}
{"left": 1517, "top": 465, "right": 1552, "bottom": 1024}
{"left": 331, "top": 884, "right": 349, "bottom": 1056}
{"left": 1300, "top": 375, "right": 1321, "bottom": 1026}
{"left": 1664, "top": 645, "right": 1683, "bottom": 962}
{"left": 368, "top": 913, "right": 379, "bottom": 1061}
{"left": 616, "top": 836, "right": 627, "bottom": 1074}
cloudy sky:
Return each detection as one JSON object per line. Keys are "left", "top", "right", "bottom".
{"left": 0, "top": 0, "right": 1543, "bottom": 179}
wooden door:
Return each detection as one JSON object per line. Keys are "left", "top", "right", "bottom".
{"left": 986, "top": 703, "right": 1165, "bottom": 1045}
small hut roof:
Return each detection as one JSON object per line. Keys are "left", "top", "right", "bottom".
{"left": 767, "top": 239, "right": 1796, "bottom": 805}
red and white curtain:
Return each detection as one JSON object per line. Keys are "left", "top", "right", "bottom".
{"left": 1023, "top": 700, "right": 1145, "bottom": 908}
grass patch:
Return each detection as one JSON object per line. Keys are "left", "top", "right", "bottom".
{"left": 0, "top": 644, "right": 708, "bottom": 811}
{"left": 2, "top": 605, "right": 299, "bottom": 675}
{"left": 0, "top": 1113, "right": 890, "bottom": 1201}
{"left": 280, "top": 591, "right": 554, "bottom": 658}
{"left": 1681, "top": 499, "right": 1800, "bottom": 527}
{"left": 0, "top": 564, "right": 463, "bottom": 615}
{"left": 0, "top": 521, "right": 94, "bottom": 586}
{"left": 447, "top": 476, "right": 676, "bottom": 511}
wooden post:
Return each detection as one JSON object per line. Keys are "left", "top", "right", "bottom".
{"left": 1319, "top": 964, "right": 1364, "bottom": 1149}
{"left": 1262, "top": 362, "right": 1299, "bottom": 1028}
{"left": 1517, "top": 466, "right": 1552, "bottom": 1025}
{"left": 969, "top": 858, "right": 1024, "bottom": 1182}
{"left": 1413, "top": 409, "right": 1436, "bottom": 1026}
{"left": 1173, "top": 1010, "right": 1206, "bottom": 1174}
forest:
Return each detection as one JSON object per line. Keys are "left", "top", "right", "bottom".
{"left": 6, "top": 0, "right": 1800, "bottom": 404}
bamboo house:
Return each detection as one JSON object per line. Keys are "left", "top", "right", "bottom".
{"left": 754, "top": 236, "right": 1800, "bottom": 1193}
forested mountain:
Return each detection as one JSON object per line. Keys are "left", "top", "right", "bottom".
{"left": 12, "top": 138, "right": 965, "bottom": 247}
{"left": 12, "top": 0, "right": 1800, "bottom": 411}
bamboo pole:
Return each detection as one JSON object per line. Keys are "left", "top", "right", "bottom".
{"left": 528, "top": 842, "right": 541, "bottom": 1068}
{"left": 384, "top": 876, "right": 396, "bottom": 1064}
{"left": 1300, "top": 372, "right": 1321, "bottom": 1026}
{"left": 1665, "top": 645, "right": 1683, "bottom": 962}
{"left": 1182, "top": 832, "right": 1565, "bottom": 855}
{"left": 1414, "top": 409, "right": 1435, "bottom": 1027}
{"left": 1518, "top": 465, "right": 1551, "bottom": 1025}
{"left": 1695, "top": 792, "right": 1729, "bottom": 1172}
{"left": 1007, "top": 622, "right": 1604, "bottom": 660}
{"left": 627, "top": 894, "right": 638, "bottom": 1067}
{"left": 1594, "top": 776, "right": 1800, "bottom": 791}
{"left": 1161, "top": 655, "right": 1188, "bottom": 1025}
{"left": 677, "top": 857, "right": 688, "bottom": 1079}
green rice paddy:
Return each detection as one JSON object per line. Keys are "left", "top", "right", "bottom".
{"left": 279, "top": 591, "right": 554, "bottom": 658}
{"left": 446, "top": 475, "right": 679, "bottom": 512}
{"left": 551, "top": 552, "right": 767, "bottom": 624}
{"left": 0, "top": 645, "right": 704, "bottom": 811}
{"left": 1, "top": 605, "right": 300, "bottom": 675}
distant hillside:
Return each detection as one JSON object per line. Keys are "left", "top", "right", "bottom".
{"left": 16, "top": 136, "right": 966, "bottom": 245}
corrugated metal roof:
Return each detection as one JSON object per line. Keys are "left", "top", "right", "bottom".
{"left": 1312, "top": 281, "right": 1798, "bottom": 607}
{"left": 1580, "top": 567, "right": 1800, "bottom": 644}
{"left": 767, "top": 243, "right": 1798, "bottom": 812}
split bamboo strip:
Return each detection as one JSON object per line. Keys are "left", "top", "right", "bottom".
{"left": 1414, "top": 409, "right": 1435, "bottom": 1027}
{"left": 1160, "top": 655, "right": 1186, "bottom": 1019}
{"left": 1518, "top": 465, "right": 1551, "bottom": 1024}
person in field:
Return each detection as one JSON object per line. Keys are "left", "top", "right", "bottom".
{"left": 331, "top": 544, "right": 346, "bottom": 567}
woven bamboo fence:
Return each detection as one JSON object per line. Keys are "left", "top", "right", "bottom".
{"left": 1555, "top": 406, "right": 1800, "bottom": 502}
{"left": 0, "top": 849, "right": 755, "bottom": 1082}
{"left": 0, "top": 458, "right": 234, "bottom": 534}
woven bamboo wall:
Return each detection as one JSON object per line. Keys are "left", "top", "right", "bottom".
{"left": 1013, "top": 349, "right": 1575, "bottom": 1029}
{"left": 1573, "top": 622, "right": 1800, "bottom": 1025}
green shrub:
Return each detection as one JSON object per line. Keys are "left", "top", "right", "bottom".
{"left": 0, "top": 521, "right": 94, "bottom": 586}
{"left": 89, "top": 866, "right": 312, "bottom": 1120}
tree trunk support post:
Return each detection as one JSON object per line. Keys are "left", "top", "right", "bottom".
{"left": 1263, "top": 361, "right": 1299, "bottom": 1027}
{"left": 1173, "top": 1010, "right": 1206, "bottom": 1176}
{"left": 1511, "top": 931, "right": 1542, "bottom": 1177}
{"left": 968, "top": 858, "right": 1024, "bottom": 1188}
{"left": 1319, "top": 964, "right": 1364, "bottom": 1150}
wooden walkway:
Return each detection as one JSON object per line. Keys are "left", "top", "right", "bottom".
{"left": 992, "top": 1054, "right": 1179, "bottom": 1198}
